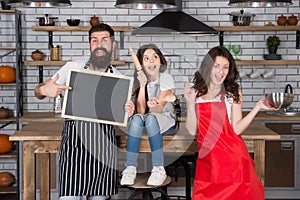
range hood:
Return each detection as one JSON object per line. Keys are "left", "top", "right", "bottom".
{"left": 132, "top": 0, "right": 218, "bottom": 36}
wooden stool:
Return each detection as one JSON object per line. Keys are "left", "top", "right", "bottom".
{"left": 126, "top": 173, "right": 172, "bottom": 200}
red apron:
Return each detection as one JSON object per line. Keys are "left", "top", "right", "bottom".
{"left": 192, "top": 96, "right": 264, "bottom": 200}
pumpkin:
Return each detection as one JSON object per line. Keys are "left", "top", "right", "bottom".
{"left": 0, "top": 66, "right": 16, "bottom": 83}
{"left": 0, "top": 172, "right": 15, "bottom": 187}
{"left": 0, "top": 134, "right": 13, "bottom": 154}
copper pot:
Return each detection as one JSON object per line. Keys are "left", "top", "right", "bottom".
{"left": 0, "top": 107, "right": 9, "bottom": 119}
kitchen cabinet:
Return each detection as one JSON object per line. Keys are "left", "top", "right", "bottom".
{"left": 24, "top": 25, "right": 133, "bottom": 83}
{"left": 0, "top": 9, "right": 22, "bottom": 199}
{"left": 213, "top": 25, "right": 300, "bottom": 66}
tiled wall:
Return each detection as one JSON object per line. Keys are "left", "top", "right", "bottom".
{"left": 1, "top": 0, "right": 300, "bottom": 114}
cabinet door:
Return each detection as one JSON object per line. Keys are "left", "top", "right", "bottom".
{"left": 265, "top": 140, "right": 294, "bottom": 187}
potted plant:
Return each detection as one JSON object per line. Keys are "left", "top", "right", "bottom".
{"left": 1, "top": 0, "right": 11, "bottom": 10}
{"left": 266, "top": 35, "right": 281, "bottom": 54}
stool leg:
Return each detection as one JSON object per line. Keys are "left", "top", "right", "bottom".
{"left": 179, "top": 158, "right": 191, "bottom": 200}
{"left": 157, "top": 188, "right": 171, "bottom": 200}
{"left": 143, "top": 191, "right": 154, "bottom": 200}
{"left": 128, "top": 190, "right": 144, "bottom": 200}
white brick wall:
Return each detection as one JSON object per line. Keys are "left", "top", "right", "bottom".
{"left": 1, "top": 0, "right": 300, "bottom": 116}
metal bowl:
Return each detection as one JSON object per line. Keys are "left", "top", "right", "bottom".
{"left": 265, "top": 92, "right": 294, "bottom": 109}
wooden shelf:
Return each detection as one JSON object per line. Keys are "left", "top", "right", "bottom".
{"left": 0, "top": 47, "right": 16, "bottom": 50}
{"left": 0, "top": 10, "right": 15, "bottom": 14}
{"left": 214, "top": 25, "right": 300, "bottom": 32}
{"left": 24, "top": 60, "right": 126, "bottom": 66}
{"left": 0, "top": 151, "right": 17, "bottom": 159}
{"left": 0, "top": 83, "right": 16, "bottom": 86}
{"left": 32, "top": 25, "right": 134, "bottom": 32}
{"left": 0, "top": 186, "right": 17, "bottom": 194}
{"left": 236, "top": 60, "right": 300, "bottom": 65}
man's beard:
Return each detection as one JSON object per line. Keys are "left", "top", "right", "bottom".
{"left": 90, "top": 47, "right": 112, "bottom": 69}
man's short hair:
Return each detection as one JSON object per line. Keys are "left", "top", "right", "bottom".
{"left": 89, "top": 23, "right": 115, "bottom": 42}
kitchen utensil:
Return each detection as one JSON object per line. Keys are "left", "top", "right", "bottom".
{"left": 265, "top": 84, "right": 294, "bottom": 109}
{"left": 262, "top": 70, "right": 274, "bottom": 79}
{"left": 263, "top": 54, "right": 282, "bottom": 60}
{"left": 0, "top": 107, "right": 9, "bottom": 119}
{"left": 66, "top": 19, "right": 80, "bottom": 26}
{"left": 288, "top": 14, "right": 298, "bottom": 26}
{"left": 37, "top": 14, "right": 58, "bottom": 26}
{"left": 277, "top": 15, "right": 287, "bottom": 26}
{"left": 31, "top": 49, "right": 44, "bottom": 61}
{"left": 249, "top": 70, "right": 260, "bottom": 79}
{"left": 229, "top": 10, "right": 255, "bottom": 26}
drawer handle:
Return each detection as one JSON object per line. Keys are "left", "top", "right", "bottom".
{"left": 291, "top": 124, "right": 300, "bottom": 133}
{"left": 281, "top": 142, "right": 293, "bottom": 151}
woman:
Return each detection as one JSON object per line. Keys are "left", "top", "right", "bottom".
{"left": 184, "top": 46, "right": 277, "bottom": 200}
{"left": 120, "top": 44, "right": 176, "bottom": 186}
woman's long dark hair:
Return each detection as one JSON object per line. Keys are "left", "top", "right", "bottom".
{"left": 193, "top": 46, "right": 240, "bottom": 103}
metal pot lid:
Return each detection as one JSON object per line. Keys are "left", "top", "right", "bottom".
{"left": 229, "top": 10, "right": 255, "bottom": 17}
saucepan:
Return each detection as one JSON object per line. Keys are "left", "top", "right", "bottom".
{"left": 229, "top": 10, "right": 256, "bottom": 26}
{"left": 265, "top": 84, "right": 294, "bottom": 109}
{"left": 37, "top": 14, "right": 58, "bottom": 26}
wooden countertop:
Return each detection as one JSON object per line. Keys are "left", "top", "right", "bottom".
{"left": 10, "top": 120, "right": 279, "bottom": 142}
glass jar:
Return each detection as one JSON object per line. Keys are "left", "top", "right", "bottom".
{"left": 50, "top": 45, "right": 61, "bottom": 61}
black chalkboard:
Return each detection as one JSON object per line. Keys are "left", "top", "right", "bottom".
{"left": 61, "top": 68, "right": 133, "bottom": 127}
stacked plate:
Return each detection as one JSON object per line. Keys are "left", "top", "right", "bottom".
{"left": 263, "top": 54, "right": 282, "bottom": 60}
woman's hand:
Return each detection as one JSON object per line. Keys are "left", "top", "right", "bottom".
{"left": 257, "top": 97, "right": 280, "bottom": 111}
{"left": 184, "top": 82, "right": 196, "bottom": 105}
{"left": 125, "top": 100, "right": 135, "bottom": 117}
{"left": 137, "top": 70, "right": 147, "bottom": 88}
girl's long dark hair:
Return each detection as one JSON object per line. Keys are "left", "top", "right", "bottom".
{"left": 133, "top": 43, "right": 167, "bottom": 93}
{"left": 193, "top": 46, "right": 240, "bottom": 103}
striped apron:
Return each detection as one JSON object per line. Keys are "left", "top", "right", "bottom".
{"left": 59, "top": 120, "right": 118, "bottom": 197}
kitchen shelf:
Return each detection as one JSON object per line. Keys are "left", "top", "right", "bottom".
{"left": 31, "top": 25, "right": 134, "bottom": 49}
{"left": 0, "top": 83, "right": 16, "bottom": 86}
{"left": 24, "top": 60, "right": 126, "bottom": 66}
{"left": 236, "top": 60, "right": 300, "bottom": 65}
{"left": 0, "top": 150, "right": 17, "bottom": 159}
{"left": 32, "top": 25, "right": 134, "bottom": 32}
{"left": 0, "top": 47, "right": 16, "bottom": 50}
{"left": 0, "top": 186, "right": 17, "bottom": 194}
{"left": 213, "top": 25, "right": 300, "bottom": 32}
{"left": 24, "top": 60, "right": 127, "bottom": 83}
{"left": 213, "top": 25, "right": 300, "bottom": 49}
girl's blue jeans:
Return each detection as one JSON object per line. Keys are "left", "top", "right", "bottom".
{"left": 125, "top": 114, "right": 164, "bottom": 167}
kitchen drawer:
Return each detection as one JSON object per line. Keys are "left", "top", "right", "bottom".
{"left": 265, "top": 123, "right": 300, "bottom": 135}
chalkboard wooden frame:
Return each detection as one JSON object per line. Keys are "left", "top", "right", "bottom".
{"left": 61, "top": 68, "right": 133, "bottom": 127}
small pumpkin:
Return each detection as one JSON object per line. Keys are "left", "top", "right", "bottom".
{"left": 0, "top": 134, "right": 13, "bottom": 154}
{"left": 0, "top": 66, "right": 16, "bottom": 83}
{"left": 0, "top": 172, "right": 16, "bottom": 187}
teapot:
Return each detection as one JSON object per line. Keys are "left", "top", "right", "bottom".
{"left": 90, "top": 15, "right": 100, "bottom": 26}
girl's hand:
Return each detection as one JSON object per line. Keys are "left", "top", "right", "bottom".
{"left": 184, "top": 82, "right": 196, "bottom": 104}
{"left": 137, "top": 70, "right": 147, "bottom": 88}
{"left": 147, "top": 97, "right": 163, "bottom": 113}
{"left": 125, "top": 100, "right": 135, "bottom": 117}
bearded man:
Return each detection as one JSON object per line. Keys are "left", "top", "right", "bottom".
{"left": 34, "top": 23, "right": 134, "bottom": 200}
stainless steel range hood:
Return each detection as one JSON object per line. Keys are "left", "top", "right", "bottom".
{"left": 132, "top": 0, "right": 218, "bottom": 36}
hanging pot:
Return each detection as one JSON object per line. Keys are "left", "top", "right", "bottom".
{"left": 229, "top": 10, "right": 256, "bottom": 26}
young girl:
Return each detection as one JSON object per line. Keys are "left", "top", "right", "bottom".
{"left": 120, "top": 44, "right": 176, "bottom": 186}
{"left": 184, "top": 46, "right": 277, "bottom": 200}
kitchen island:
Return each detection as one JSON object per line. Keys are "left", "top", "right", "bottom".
{"left": 10, "top": 112, "right": 281, "bottom": 200}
